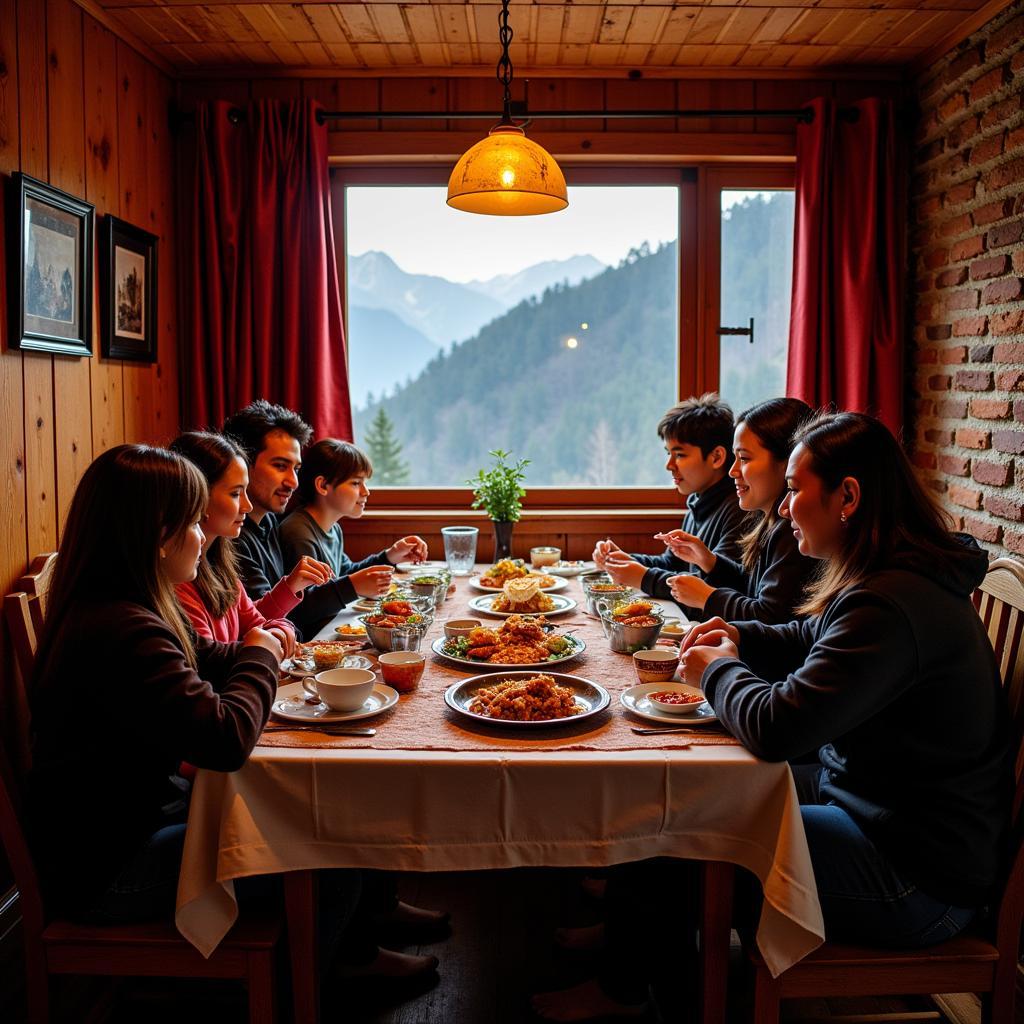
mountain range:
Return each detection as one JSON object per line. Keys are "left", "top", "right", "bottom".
{"left": 345, "top": 251, "right": 606, "bottom": 406}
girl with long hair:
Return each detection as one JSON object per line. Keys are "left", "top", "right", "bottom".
{"left": 663, "top": 397, "right": 817, "bottom": 624}
{"left": 169, "top": 431, "right": 326, "bottom": 652}
{"left": 28, "top": 444, "right": 284, "bottom": 921}
{"left": 533, "top": 412, "right": 1010, "bottom": 1022}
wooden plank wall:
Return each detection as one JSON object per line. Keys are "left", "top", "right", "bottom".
{"left": 0, "top": 0, "right": 180, "bottom": 756}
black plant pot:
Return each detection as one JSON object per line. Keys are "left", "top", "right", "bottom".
{"left": 492, "top": 520, "right": 514, "bottom": 562}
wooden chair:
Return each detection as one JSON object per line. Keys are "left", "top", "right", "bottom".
{"left": 747, "top": 557, "right": 1024, "bottom": 1024}
{"left": 1, "top": 554, "right": 283, "bottom": 1024}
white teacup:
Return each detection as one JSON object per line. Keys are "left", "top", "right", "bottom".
{"left": 302, "top": 667, "right": 376, "bottom": 712}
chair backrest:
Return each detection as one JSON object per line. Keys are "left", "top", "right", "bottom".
{"left": 975, "top": 557, "right": 1024, "bottom": 796}
{"left": 4, "top": 591, "right": 40, "bottom": 685}
{"left": 16, "top": 552, "right": 57, "bottom": 637}
{"left": 973, "top": 557, "right": 1024, "bottom": 963}
{"left": 0, "top": 741, "right": 46, "bottom": 940}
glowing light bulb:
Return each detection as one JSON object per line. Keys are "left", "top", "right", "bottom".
{"left": 566, "top": 337, "right": 579, "bottom": 349}
{"left": 580, "top": 322, "right": 589, "bottom": 330}
{"left": 500, "top": 167, "right": 516, "bottom": 188}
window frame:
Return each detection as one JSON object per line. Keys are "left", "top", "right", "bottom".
{"left": 332, "top": 162, "right": 793, "bottom": 512}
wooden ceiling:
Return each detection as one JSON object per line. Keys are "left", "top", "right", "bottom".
{"left": 82, "top": 1, "right": 1013, "bottom": 78}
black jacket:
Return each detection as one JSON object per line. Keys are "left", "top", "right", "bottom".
{"left": 702, "top": 517, "right": 817, "bottom": 624}
{"left": 636, "top": 475, "right": 751, "bottom": 601}
{"left": 703, "top": 536, "right": 1011, "bottom": 907}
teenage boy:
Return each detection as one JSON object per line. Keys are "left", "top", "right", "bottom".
{"left": 593, "top": 394, "right": 749, "bottom": 601}
{"left": 224, "top": 400, "right": 414, "bottom": 639}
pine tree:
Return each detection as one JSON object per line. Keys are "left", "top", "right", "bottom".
{"left": 363, "top": 407, "right": 410, "bottom": 485}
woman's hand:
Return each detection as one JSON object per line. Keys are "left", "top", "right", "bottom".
{"left": 679, "top": 636, "right": 739, "bottom": 687}
{"left": 679, "top": 617, "right": 739, "bottom": 654}
{"left": 266, "top": 625, "right": 296, "bottom": 659}
{"left": 654, "top": 530, "right": 717, "bottom": 574}
{"left": 387, "top": 535, "right": 429, "bottom": 565}
{"left": 667, "top": 574, "right": 715, "bottom": 611}
{"left": 602, "top": 551, "right": 647, "bottom": 589}
{"left": 592, "top": 538, "right": 623, "bottom": 570}
{"left": 242, "top": 626, "right": 283, "bottom": 663}
{"left": 350, "top": 565, "right": 395, "bottom": 598}
{"left": 285, "top": 555, "right": 334, "bottom": 596}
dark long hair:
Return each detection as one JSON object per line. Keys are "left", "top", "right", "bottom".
{"left": 296, "top": 439, "right": 373, "bottom": 507}
{"left": 795, "top": 411, "right": 968, "bottom": 616}
{"left": 35, "top": 445, "right": 206, "bottom": 681}
{"left": 222, "top": 399, "right": 312, "bottom": 465}
{"left": 169, "top": 431, "right": 245, "bottom": 619}
{"left": 737, "top": 398, "right": 814, "bottom": 572}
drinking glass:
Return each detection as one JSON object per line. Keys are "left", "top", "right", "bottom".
{"left": 441, "top": 526, "right": 478, "bottom": 576}
{"left": 390, "top": 623, "right": 426, "bottom": 652}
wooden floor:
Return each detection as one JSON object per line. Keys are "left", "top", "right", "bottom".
{"left": 0, "top": 869, "right": 994, "bottom": 1023}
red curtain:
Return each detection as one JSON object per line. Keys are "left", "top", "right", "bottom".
{"left": 183, "top": 100, "right": 352, "bottom": 439}
{"left": 786, "top": 97, "right": 904, "bottom": 435}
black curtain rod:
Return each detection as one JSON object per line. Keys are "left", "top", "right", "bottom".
{"left": 173, "top": 103, "right": 856, "bottom": 129}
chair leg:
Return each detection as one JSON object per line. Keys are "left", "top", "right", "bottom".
{"left": 25, "top": 945, "right": 50, "bottom": 1024}
{"left": 246, "top": 950, "right": 276, "bottom": 1024}
{"left": 751, "top": 966, "right": 782, "bottom": 1024}
{"left": 986, "top": 953, "right": 1016, "bottom": 1024}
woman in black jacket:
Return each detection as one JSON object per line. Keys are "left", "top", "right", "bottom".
{"left": 666, "top": 398, "right": 818, "bottom": 624}
{"left": 533, "top": 412, "right": 1011, "bottom": 1022}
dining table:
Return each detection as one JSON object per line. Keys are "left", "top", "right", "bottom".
{"left": 175, "top": 566, "right": 825, "bottom": 1023}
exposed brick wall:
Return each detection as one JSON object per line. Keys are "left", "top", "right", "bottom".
{"left": 910, "top": 0, "right": 1024, "bottom": 557}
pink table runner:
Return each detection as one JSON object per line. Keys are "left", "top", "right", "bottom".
{"left": 259, "top": 572, "right": 738, "bottom": 752}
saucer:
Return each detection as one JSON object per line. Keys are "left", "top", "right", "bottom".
{"left": 620, "top": 682, "right": 718, "bottom": 725}
{"left": 395, "top": 560, "right": 449, "bottom": 574}
{"left": 280, "top": 654, "right": 374, "bottom": 678}
{"left": 272, "top": 681, "right": 399, "bottom": 722}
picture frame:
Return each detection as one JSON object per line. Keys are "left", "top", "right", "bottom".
{"left": 100, "top": 214, "right": 158, "bottom": 362}
{"left": 6, "top": 172, "right": 94, "bottom": 357}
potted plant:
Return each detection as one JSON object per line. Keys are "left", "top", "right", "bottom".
{"left": 467, "top": 449, "right": 530, "bottom": 561}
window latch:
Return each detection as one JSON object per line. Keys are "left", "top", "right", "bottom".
{"left": 717, "top": 317, "right": 755, "bottom": 345}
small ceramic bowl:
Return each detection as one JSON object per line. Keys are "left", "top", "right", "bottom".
{"left": 632, "top": 648, "right": 679, "bottom": 684}
{"left": 444, "top": 618, "right": 482, "bottom": 640}
{"left": 659, "top": 618, "right": 689, "bottom": 642}
{"left": 646, "top": 683, "right": 708, "bottom": 715}
{"left": 311, "top": 645, "right": 346, "bottom": 671}
{"left": 378, "top": 651, "right": 426, "bottom": 694}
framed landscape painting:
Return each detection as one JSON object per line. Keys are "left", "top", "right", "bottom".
{"left": 101, "top": 215, "right": 158, "bottom": 362}
{"left": 7, "top": 173, "right": 94, "bottom": 357}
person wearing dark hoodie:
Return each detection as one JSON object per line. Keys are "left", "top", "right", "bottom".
{"left": 532, "top": 411, "right": 1011, "bottom": 1023}
{"left": 664, "top": 397, "right": 818, "bottom": 624}
{"left": 594, "top": 394, "right": 750, "bottom": 600}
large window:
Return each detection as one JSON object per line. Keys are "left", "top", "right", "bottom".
{"left": 334, "top": 165, "right": 794, "bottom": 501}
{"left": 345, "top": 183, "right": 679, "bottom": 487}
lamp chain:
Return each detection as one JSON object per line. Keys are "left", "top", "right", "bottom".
{"left": 496, "top": 0, "right": 514, "bottom": 124}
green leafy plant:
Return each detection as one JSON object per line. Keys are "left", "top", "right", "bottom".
{"left": 467, "top": 449, "right": 530, "bottom": 522}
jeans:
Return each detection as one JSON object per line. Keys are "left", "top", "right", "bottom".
{"left": 793, "top": 764, "right": 976, "bottom": 947}
{"left": 88, "top": 822, "right": 369, "bottom": 965}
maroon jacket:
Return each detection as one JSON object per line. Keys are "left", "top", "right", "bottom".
{"left": 27, "top": 597, "right": 278, "bottom": 917}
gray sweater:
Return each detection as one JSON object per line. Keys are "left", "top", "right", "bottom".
{"left": 279, "top": 508, "right": 391, "bottom": 638}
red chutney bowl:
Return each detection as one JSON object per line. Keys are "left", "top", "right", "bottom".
{"left": 378, "top": 652, "right": 426, "bottom": 694}
{"left": 647, "top": 684, "right": 707, "bottom": 715}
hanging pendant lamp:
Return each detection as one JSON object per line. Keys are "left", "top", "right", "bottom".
{"left": 446, "top": 0, "right": 568, "bottom": 216}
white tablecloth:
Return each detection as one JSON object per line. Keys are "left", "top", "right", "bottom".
{"left": 176, "top": 743, "right": 823, "bottom": 977}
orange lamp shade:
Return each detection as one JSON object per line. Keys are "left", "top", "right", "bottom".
{"left": 447, "top": 125, "right": 568, "bottom": 216}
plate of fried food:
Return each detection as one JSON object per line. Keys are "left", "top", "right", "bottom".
{"left": 474, "top": 558, "right": 565, "bottom": 592}
{"left": 444, "top": 670, "right": 609, "bottom": 727}
{"left": 432, "top": 615, "right": 585, "bottom": 670}
{"left": 468, "top": 577, "right": 577, "bottom": 617}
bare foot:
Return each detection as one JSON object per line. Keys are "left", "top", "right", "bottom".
{"left": 554, "top": 922, "right": 606, "bottom": 951}
{"left": 531, "top": 979, "right": 646, "bottom": 1022}
{"left": 337, "top": 947, "right": 439, "bottom": 979}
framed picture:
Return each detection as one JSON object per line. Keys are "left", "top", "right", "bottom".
{"left": 6, "top": 173, "right": 94, "bottom": 357}
{"left": 100, "top": 215, "right": 158, "bottom": 362}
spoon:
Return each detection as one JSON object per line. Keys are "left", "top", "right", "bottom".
{"left": 631, "top": 726, "right": 702, "bottom": 735}
{"left": 264, "top": 725, "right": 377, "bottom": 736}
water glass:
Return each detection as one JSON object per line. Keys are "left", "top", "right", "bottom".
{"left": 442, "top": 525, "right": 478, "bottom": 576}
{"left": 390, "top": 623, "right": 427, "bottom": 652}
